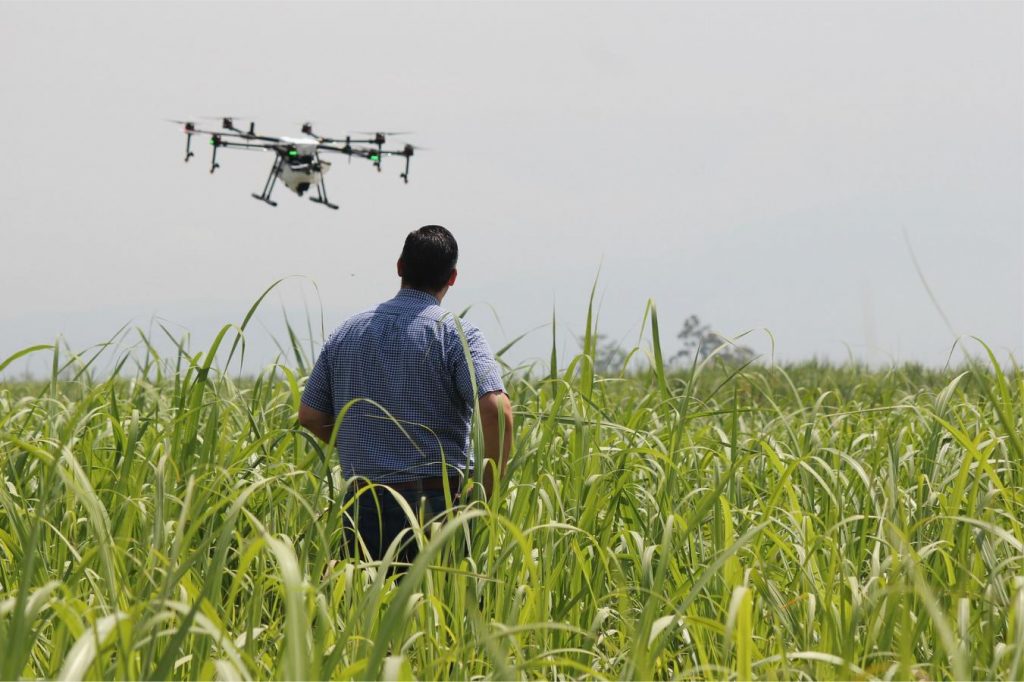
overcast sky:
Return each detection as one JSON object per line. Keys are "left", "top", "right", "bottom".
{"left": 1, "top": 1, "right": 1021, "bottom": 377}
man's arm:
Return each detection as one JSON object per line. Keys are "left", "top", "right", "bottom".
{"left": 300, "top": 336, "right": 335, "bottom": 444}
{"left": 478, "top": 390, "right": 513, "bottom": 498}
{"left": 298, "top": 403, "right": 334, "bottom": 445}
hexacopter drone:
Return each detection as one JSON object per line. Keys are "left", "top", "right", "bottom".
{"left": 171, "top": 118, "right": 417, "bottom": 209}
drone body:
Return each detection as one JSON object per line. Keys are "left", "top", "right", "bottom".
{"left": 277, "top": 147, "right": 332, "bottom": 198}
{"left": 172, "top": 118, "right": 417, "bottom": 210}
{"left": 260, "top": 136, "right": 333, "bottom": 202}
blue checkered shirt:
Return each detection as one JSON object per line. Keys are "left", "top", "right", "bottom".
{"left": 301, "top": 288, "right": 505, "bottom": 483}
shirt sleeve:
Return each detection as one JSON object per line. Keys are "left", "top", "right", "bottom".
{"left": 301, "top": 342, "right": 334, "bottom": 414}
{"left": 448, "top": 319, "right": 505, "bottom": 404}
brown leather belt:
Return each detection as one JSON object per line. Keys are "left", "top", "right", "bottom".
{"left": 374, "top": 476, "right": 465, "bottom": 493}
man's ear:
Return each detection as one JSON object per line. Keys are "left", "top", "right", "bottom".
{"left": 447, "top": 268, "right": 458, "bottom": 287}
{"left": 397, "top": 259, "right": 405, "bottom": 277}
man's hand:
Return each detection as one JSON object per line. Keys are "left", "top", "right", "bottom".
{"left": 298, "top": 403, "right": 334, "bottom": 444}
{"left": 478, "top": 390, "right": 513, "bottom": 498}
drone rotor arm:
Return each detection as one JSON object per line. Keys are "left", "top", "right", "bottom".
{"left": 317, "top": 144, "right": 372, "bottom": 157}
{"left": 215, "top": 140, "right": 280, "bottom": 151}
{"left": 318, "top": 136, "right": 378, "bottom": 145}
{"left": 214, "top": 131, "right": 283, "bottom": 143}
{"left": 318, "top": 143, "right": 416, "bottom": 182}
{"left": 326, "top": 145, "right": 382, "bottom": 172}
{"left": 179, "top": 126, "right": 283, "bottom": 144}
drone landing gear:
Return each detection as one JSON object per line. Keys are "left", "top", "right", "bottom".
{"left": 251, "top": 194, "right": 278, "bottom": 207}
{"left": 252, "top": 156, "right": 283, "bottom": 207}
{"left": 309, "top": 181, "right": 338, "bottom": 210}
{"left": 308, "top": 152, "right": 339, "bottom": 209}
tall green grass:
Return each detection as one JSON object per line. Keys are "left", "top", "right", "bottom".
{"left": 0, "top": 301, "right": 1021, "bottom": 680}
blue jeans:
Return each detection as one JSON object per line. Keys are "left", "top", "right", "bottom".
{"left": 340, "top": 487, "right": 456, "bottom": 564}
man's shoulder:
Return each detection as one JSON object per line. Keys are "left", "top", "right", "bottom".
{"left": 336, "top": 307, "right": 372, "bottom": 327}
{"left": 345, "top": 306, "right": 383, "bottom": 326}
{"left": 324, "top": 299, "right": 453, "bottom": 340}
{"left": 439, "top": 315, "right": 495, "bottom": 357}
{"left": 321, "top": 307, "right": 377, "bottom": 346}
{"left": 439, "top": 313, "right": 480, "bottom": 335}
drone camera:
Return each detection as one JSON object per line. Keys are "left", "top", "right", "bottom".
{"left": 301, "top": 123, "right": 314, "bottom": 135}
{"left": 222, "top": 117, "right": 234, "bottom": 130}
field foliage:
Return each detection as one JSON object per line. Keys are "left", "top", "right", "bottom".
{"left": 0, "top": 301, "right": 1022, "bottom": 680}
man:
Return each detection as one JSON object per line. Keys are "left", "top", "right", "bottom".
{"left": 298, "top": 224, "right": 513, "bottom": 563}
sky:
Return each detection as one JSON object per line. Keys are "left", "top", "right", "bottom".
{"left": 1, "top": 1, "right": 1021, "bottom": 377}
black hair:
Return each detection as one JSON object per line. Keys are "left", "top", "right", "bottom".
{"left": 399, "top": 225, "right": 459, "bottom": 291}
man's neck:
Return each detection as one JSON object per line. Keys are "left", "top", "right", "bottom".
{"left": 400, "top": 283, "right": 445, "bottom": 303}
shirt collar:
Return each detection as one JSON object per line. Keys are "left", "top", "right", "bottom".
{"left": 394, "top": 288, "right": 441, "bottom": 305}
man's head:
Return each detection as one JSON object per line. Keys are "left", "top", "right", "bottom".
{"left": 398, "top": 225, "right": 459, "bottom": 295}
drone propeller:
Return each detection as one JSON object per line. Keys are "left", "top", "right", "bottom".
{"left": 297, "top": 121, "right": 353, "bottom": 137}
{"left": 298, "top": 123, "right": 352, "bottom": 144}
{"left": 198, "top": 115, "right": 254, "bottom": 133}
{"left": 199, "top": 115, "right": 251, "bottom": 121}
{"left": 380, "top": 143, "right": 427, "bottom": 156}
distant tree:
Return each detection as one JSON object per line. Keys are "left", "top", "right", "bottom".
{"left": 593, "top": 333, "right": 629, "bottom": 375}
{"left": 673, "top": 315, "right": 755, "bottom": 366}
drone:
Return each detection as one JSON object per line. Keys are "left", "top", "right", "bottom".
{"left": 171, "top": 117, "right": 417, "bottom": 209}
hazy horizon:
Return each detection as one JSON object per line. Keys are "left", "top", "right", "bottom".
{"left": 1, "top": 1, "right": 1021, "bottom": 377}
